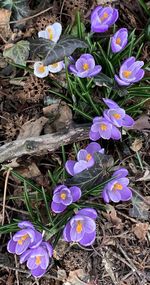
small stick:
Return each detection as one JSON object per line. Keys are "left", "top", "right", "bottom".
{"left": 2, "top": 168, "right": 11, "bottom": 225}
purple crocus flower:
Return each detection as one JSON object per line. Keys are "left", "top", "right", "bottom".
{"left": 115, "top": 57, "right": 145, "bottom": 86}
{"left": 111, "top": 28, "right": 128, "bottom": 53}
{"left": 69, "top": 54, "right": 102, "bottom": 78}
{"left": 20, "top": 241, "right": 53, "bottom": 278}
{"left": 91, "top": 6, "right": 119, "bottom": 33}
{"left": 63, "top": 208, "right": 97, "bottom": 246}
{"left": 89, "top": 116, "right": 121, "bottom": 141}
{"left": 7, "top": 221, "right": 42, "bottom": 255}
{"left": 51, "top": 185, "right": 81, "bottom": 213}
{"left": 102, "top": 168, "right": 132, "bottom": 203}
{"left": 65, "top": 142, "right": 104, "bottom": 176}
{"left": 103, "top": 98, "right": 135, "bottom": 127}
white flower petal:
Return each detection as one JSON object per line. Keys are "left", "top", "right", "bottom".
{"left": 48, "top": 61, "right": 64, "bottom": 73}
{"left": 38, "top": 30, "right": 48, "bottom": 39}
{"left": 34, "top": 62, "right": 49, "bottom": 78}
{"left": 45, "top": 25, "right": 55, "bottom": 41}
{"left": 51, "top": 22, "right": 62, "bottom": 42}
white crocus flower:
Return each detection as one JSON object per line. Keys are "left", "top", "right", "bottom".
{"left": 38, "top": 22, "right": 62, "bottom": 43}
{"left": 34, "top": 62, "right": 49, "bottom": 78}
{"left": 48, "top": 61, "right": 64, "bottom": 73}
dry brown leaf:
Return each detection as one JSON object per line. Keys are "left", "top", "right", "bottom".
{"left": 132, "top": 222, "right": 149, "bottom": 240}
{"left": 136, "top": 169, "right": 150, "bottom": 181}
{"left": 64, "top": 269, "right": 89, "bottom": 285}
{"left": 130, "top": 115, "right": 150, "bottom": 131}
{"left": 17, "top": 117, "right": 48, "bottom": 139}
{"left": 0, "top": 9, "right": 12, "bottom": 39}
{"left": 130, "top": 138, "right": 143, "bottom": 152}
{"left": 16, "top": 163, "right": 41, "bottom": 178}
{"left": 103, "top": 205, "right": 123, "bottom": 227}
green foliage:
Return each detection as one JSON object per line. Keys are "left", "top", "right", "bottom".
{"left": 3, "top": 40, "right": 30, "bottom": 66}
{"left": 30, "top": 36, "right": 88, "bottom": 65}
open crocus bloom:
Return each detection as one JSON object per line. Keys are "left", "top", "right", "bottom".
{"left": 34, "top": 62, "right": 49, "bottom": 78}
{"left": 111, "top": 28, "right": 128, "bottom": 53}
{"left": 115, "top": 57, "right": 145, "bottom": 86}
{"left": 89, "top": 117, "right": 121, "bottom": 141}
{"left": 48, "top": 61, "right": 64, "bottom": 73}
{"left": 91, "top": 6, "right": 119, "bottom": 33}
{"left": 20, "top": 242, "right": 53, "bottom": 278}
{"left": 103, "top": 98, "right": 135, "bottom": 128}
{"left": 69, "top": 54, "right": 102, "bottom": 78}
{"left": 51, "top": 185, "right": 81, "bottom": 213}
{"left": 65, "top": 142, "right": 104, "bottom": 176}
{"left": 38, "top": 22, "right": 62, "bottom": 42}
{"left": 102, "top": 168, "right": 132, "bottom": 203}
{"left": 7, "top": 221, "right": 42, "bottom": 255}
{"left": 63, "top": 208, "right": 97, "bottom": 246}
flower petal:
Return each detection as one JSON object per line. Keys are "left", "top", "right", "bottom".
{"left": 120, "top": 186, "right": 132, "bottom": 201}
{"left": 31, "top": 267, "right": 46, "bottom": 278}
{"left": 109, "top": 190, "right": 121, "bottom": 202}
{"left": 7, "top": 239, "right": 16, "bottom": 253}
{"left": 63, "top": 222, "right": 71, "bottom": 242}
{"left": 79, "top": 231, "right": 96, "bottom": 246}
{"left": 51, "top": 201, "right": 66, "bottom": 213}
{"left": 77, "top": 208, "right": 97, "bottom": 219}
{"left": 69, "top": 186, "right": 81, "bottom": 202}
{"left": 65, "top": 160, "right": 76, "bottom": 176}
{"left": 89, "top": 130, "right": 100, "bottom": 141}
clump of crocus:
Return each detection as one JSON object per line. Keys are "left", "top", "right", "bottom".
{"left": 102, "top": 168, "right": 132, "bottom": 203}
{"left": 51, "top": 185, "right": 81, "bottom": 213}
{"left": 69, "top": 54, "right": 102, "bottom": 78}
{"left": 38, "top": 22, "right": 62, "bottom": 42}
{"left": 7, "top": 221, "right": 53, "bottom": 278}
{"left": 91, "top": 6, "right": 118, "bottom": 33}
{"left": 65, "top": 142, "right": 104, "bottom": 176}
{"left": 20, "top": 242, "right": 53, "bottom": 278}
{"left": 63, "top": 208, "right": 97, "bottom": 246}
{"left": 111, "top": 28, "right": 128, "bottom": 53}
{"left": 115, "top": 57, "right": 145, "bottom": 86}
{"left": 89, "top": 98, "right": 134, "bottom": 141}
{"left": 7, "top": 221, "right": 43, "bottom": 255}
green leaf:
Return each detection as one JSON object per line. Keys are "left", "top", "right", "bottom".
{"left": 0, "top": 0, "right": 31, "bottom": 22}
{"left": 30, "top": 36, "right": 88, "bottom": 65}
{"left": 94, "top": 73, "right": 114, "bottom": 88}
{"left": 66, "top": 153, "right": 114, "bottom": 190}
{"left": 3, "top": 40, "right": 30, "bottom": 66}
{"left": 129, "top": 195, "right": 150, "bottom": 220}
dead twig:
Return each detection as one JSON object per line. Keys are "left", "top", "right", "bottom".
{"left": 0, "top": 125, "right": 90, "bottom": 163}
{"left": 2, "top": 168, "right": 11, "bottom": 225}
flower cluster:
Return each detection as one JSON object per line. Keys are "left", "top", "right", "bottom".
{"left": 34, "top": 23, "right": 64, "bottom": 78}
{"left": 7, "top": 221, "right": 53, "bottom": 278}
{"left": 89, "top": 98, "right": 134, "bottom": 141}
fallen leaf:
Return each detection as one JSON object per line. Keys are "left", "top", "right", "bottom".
{"left": 3, "top": 40, "right": 30, "bottom": 66}
{"left": 130, "top": 115, "right": 150, "bottom": 131}
{"left": 130, "top": 138, "right": 143, "bottom": 152}
{"left": 132, "top": 222, "right": 149, "bottom": 240}
{"left": 0, "top": 8, "right": 12, "bottom": 39}
{"left": 129, "top": 195, "right": 150, "bottom": 220}
{"left": 17, "top": 117, "right": 48, "bottom": 139}
{"left": 16, "top": 162, "right": 41, "bottom": 178}
{"left": 64, "top": 269, "right": 89, "bottom": 285}
{"left": 0, "top": 0, "right": 31, "bottom": 24}
{"left": 104, "top": 205, "right": 122, "bottom": 226}
{"left": 136, "top": 169, "right": 150, "bottom": 181}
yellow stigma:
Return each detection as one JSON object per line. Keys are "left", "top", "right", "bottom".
{"left": 113, "top": 183, "right": 123, "bottom": 191}
{"left": 100, "top": 12, "right": 109, "bottom": 21}
{"left": 113, "top": 113, "right": 121, "bottom": 119}
{"left": 51, "top": 62, "right": 59, "bottom": 68}
{"left": 123, "top": 70, "right": 132, "bottom": 78}
{"left": 38, "top": 65, "right": 46, "bottom": 73}
{"left": 76, "top": 221, "right": 83, "bottom": 233}
{"left": 100, "top": 124, "right": 107, "bottom": 131}
{"left": 83, "top": 63, "right": 89, "bottom": 71}
{"left": 35, "top": 256, "right": 41, "bottom": 265}
{"left": 47, "top": 28, "right": 53, "bottom": 40}
{"left": 17, "top": 234, "right": 29, "bottom": 245}
{"left": 116, "top": 37, "right": 121, "bottom": 45}
{"left": 60, "top": 192, "right": 66, "bottom": 200}
{"left": 86, "top": 153, "right": 92, "bottom": 161}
